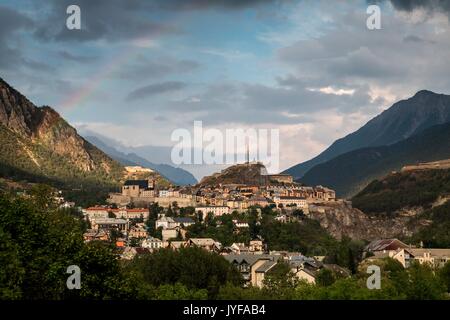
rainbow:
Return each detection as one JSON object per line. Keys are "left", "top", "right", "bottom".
{"left": 59, "top": 37, "right": 155, "bottom": 111}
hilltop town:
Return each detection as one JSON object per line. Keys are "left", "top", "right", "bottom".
{"left": 75, "top": 161, "right": 450, "bottom": 288}
{"left": 108, "top": 162, "right": 336, "bottom": 211}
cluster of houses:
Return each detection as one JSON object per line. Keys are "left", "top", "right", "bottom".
{"left": 79, "top": 174, "right": 347, "bottom": 288}
{"left": 154, "top": 214, "right": 195, "bottom": 240}
{"left": 120, "top": 237, "right": 266, "bottom": 260}
{"left": 224, "top": 253, "right": 351, "bottom": 288}
{"left": 122, "top": 237, "right": 351, "bottom": 288}
{"left": 82, "top": 203, "right": 450, "bottom": 288}
{"left": 107, "top": 176, "right": 336, "bottom": 216}
{"left": 79, "top": 171, "right": 450, "bottom": 289}
{"left": 362, "top": 238, "right": 450, "bottom": 268}
{"left": 82, "top": 206, "right": 150, "bottom": 242}
{"left": 81, "top": 202, "right": 350, "bottom": 288}
{"left": 98, "top": 175, "right": 339, "bottom": 251}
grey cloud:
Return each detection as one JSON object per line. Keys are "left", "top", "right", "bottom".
{"left": 402, "top": 34, "right": 437, "bottom": 44}
{"left": 22, "top": 59, "right": 55, "bottom": 73}
{"left": 166, "top": 83, "right": 242, "bottom": 112}
{"left": 276, "top": 75, "right": 357, "bottom": 93}
{"left": 277, "top": 8, "right": 450, "bottom": 94}
{"left": 326, "top": 47, "right": 404, "bottom": 80}
{"left": 33, "top": 0, "right": 280, "bottom": 43}
{"left": 58, "top": 50, "right": 98, "bottom": 63}
{"left": 34, "top": 0, "right": 181, "bottom": 43}
{"left": 218, "top": 6, "right": 450, "bottom": 123}
{"left": 387, "top": 0, "right": 450, "bottom": 14}
{"left": 0, "top": 6, "right": 33, "bottom": 37}
{"left": 279, "top": 41, "right": 402, "bottom": 81}
{"left": 163, "top": 79, "right": 375, "bottom": 126}
{"left": 153, "top": 0, "right": 283, "bottom": 11}
{"left": 0, "top": 6, "right": 34, "bottom": 69}
{"left": 403, "top": 35, "right": 425, "bottom": 42}
{"left": 126, "top": 81, "right": 187, "bottom": 101}
{"left": 370, "top": 0, "right": 450, "bottom": 18}
{"left": 154, "top": 115, "right": 168, "bottom": 121}
{"left": 116, "top": 55, "right": 201, "bottom": 80}
{"left": 279, "top": 38, "right": 352, "bottom": 63}
{"left": 242, "top": 83, "right": 375, "bottom": 115}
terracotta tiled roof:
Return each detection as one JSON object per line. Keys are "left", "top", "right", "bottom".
{"left": 86, "top": 207, "right": 109, "bottom": 211}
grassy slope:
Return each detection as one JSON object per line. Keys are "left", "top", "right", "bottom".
{"left": 408, "top": 202, "right": 450, "bottom": 248}
{"left": 352, "top": 168, "right": 450, "bottom": 216}
{"left": 0, "top": 124, "right": 122, "bottom": 189}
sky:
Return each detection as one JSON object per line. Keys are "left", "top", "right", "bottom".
{"left": 2, "top": 0, "right": 450, "bottom": 178}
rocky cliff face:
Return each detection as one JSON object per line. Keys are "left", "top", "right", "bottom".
{"left": 0, "top": 78, "right": 40, "bottom": 137}
{"left": 0, "top": 77, "right": 123, "bottom": 185}
{"left": 34, "top": 107, "right": 97, "bottom": 172}
{"left": 308, "top": 201, "right": 428, "bottom": 241}
{"left": 0, "top": 79, "right": 100, "bottom": 173}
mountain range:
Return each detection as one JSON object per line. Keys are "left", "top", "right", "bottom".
{"left": 3, "top": 74, "right": 450, "bottom": 199}
{"left": 84, "top": 135, "right": 197, "bottom": 186}
{"left": 80, "top": 134, "right": 225, "bottom": 182}
{"left": 285, "top": 90, "right": 450, "bottom": 197}
{"left": 302, "top": 121, "right": 450, "bottom": 197}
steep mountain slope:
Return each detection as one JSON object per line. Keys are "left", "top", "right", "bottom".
{"left": 0, "top": 77, "right": 123, "bottom": 187}
{"left": 284, "top": 90, "right": 450, "bottom": 179}
{"left": 307, "top": 201, "right": 424, "bottom": 241}
{"left": 84, "top": 135, "right": 197, "bottom": 186}
{"left": 301, "top": 122, "right": 450, "bottom": 198}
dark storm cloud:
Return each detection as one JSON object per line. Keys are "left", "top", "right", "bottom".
{"left": 0, "top": 6, "right": 34, "bottom": 69}
{"left": 372, "top": 0, "right": 450, "bottom": 15}
{"left": 33, "top": 0, "right": 280, "bottom": 43}
{"left": 0, "top": 6, "right": 33, "bottom": 37}
{"left": 33, "top": 0, "right": 181, "bottom": 43}
{"left": 126, "top": 81, "right": 187, "bottom": 101}
{"left": 388, "top": 0, "right": 450, "bottom": 13}
{"left": 153, "top": 0, "right": 283, "bottom": 11}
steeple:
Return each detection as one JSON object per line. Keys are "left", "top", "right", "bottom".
{"left": 246, "top": 140, "right": 250, "bottom": 164}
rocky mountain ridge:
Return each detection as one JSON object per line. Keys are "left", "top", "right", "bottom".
{"left": 308, "top": 201, "right": 427, "bottom": 241}
{"left": 285, "top": 90, "right": 450, "bottom": 179}
{"left": 301, "top": 121, "right": 450, "bottom": 198}
{"left": 0, "top": 77, "right": 123, "bottom": 186}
